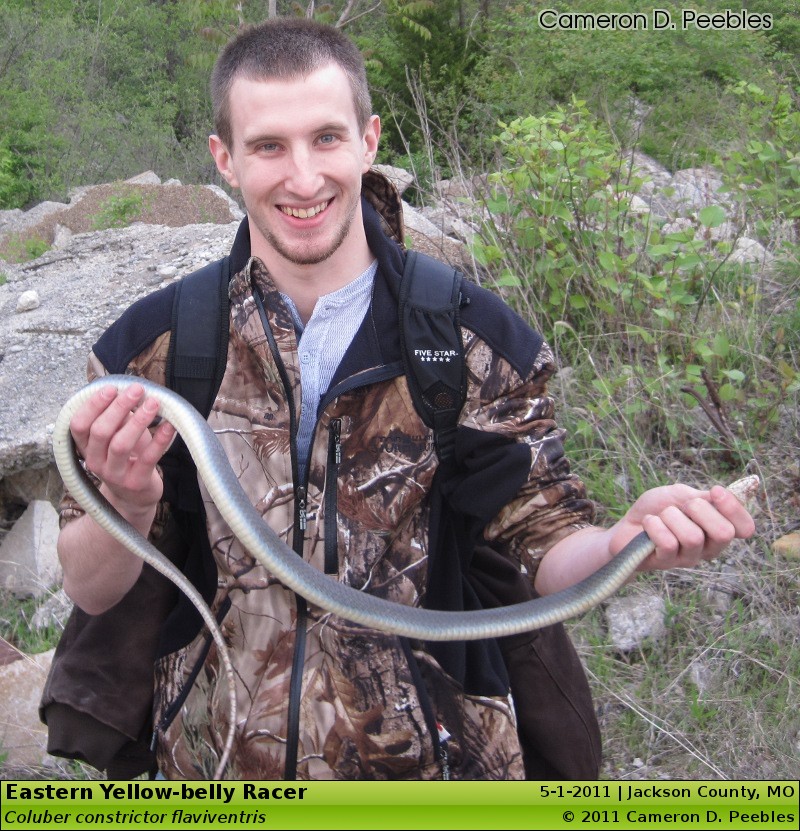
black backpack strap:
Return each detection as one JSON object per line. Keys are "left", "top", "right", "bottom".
{"left": 158, "top": 256, "right": 233, "bottom": 650}
{"left": 162, "top": 247, "right": 231, "bottom": 513}
{"left": 162, "top": 256, "right": 230, "bottom": 514}
{"left": 401, "top": 253, "right": 512, "bottom": 710}
{"left": 166, "top": 256, "right": 231, "bottom": 418}
{"left": 398, "top": 250, "right": 466, "bottom": 465}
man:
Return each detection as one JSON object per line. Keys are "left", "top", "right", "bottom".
{"left": 56, "top": 18, "right": 755, "bottom": 780}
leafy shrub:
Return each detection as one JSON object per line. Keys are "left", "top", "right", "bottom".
{"left": 472, "top": 98, "right": 798, "bottom": 472}
{"left": 0, "top": 143, "right": 34, "bottom": 210}
{"left": 464, "top": 0, "right": 782, "bottom": 171}
{"left": 716, "top": 79, "right": 800, "bottom": 241}
{"left": 91, "top": 189, "right": 145, "bottom": 230}
{"left": 473, "top": 98, "right": 730, "bottom": 340}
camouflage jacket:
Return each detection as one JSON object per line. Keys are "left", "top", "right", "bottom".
{"left": 60, "top": 171, "right": 594, "bottom": 780}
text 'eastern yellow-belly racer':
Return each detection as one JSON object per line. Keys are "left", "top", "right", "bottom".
{"left": 52, "top": 375, "right": 759, "bottom": 778}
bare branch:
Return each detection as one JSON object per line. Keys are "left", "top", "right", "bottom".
{"left": 337, "top": 1, "right": 382, "bottom": 28}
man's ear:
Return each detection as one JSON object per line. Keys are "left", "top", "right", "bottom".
{"left": 362, "top": 115, "right": 381, "bottom": 172}
{"left": 209, "top": 134, "right": 239, "bottom": 189}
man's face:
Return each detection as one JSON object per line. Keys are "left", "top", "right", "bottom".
{"left": 210, "top": 63, "right": 380, "bottom": 271}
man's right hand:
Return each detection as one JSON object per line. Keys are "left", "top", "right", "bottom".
{"left": 69, "top": 382, "right": 176, "bottom": 515}
{"left": 58, "top": 381, "right": 176, "bottom": 615}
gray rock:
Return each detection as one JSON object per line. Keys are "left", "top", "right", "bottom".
{"left": 627, "top": 151, "right": 673, "bottom": 191}
{"left": 0, "top": 219, "right": 238, "bottom": 480}
{"left": 16, "top": 290, "right": 41, "bottom": 312}
{"left": 661, "top": 217, "right": 695, "bottom": 237}
{"left": 0, "top": 202, "right": 68, "bottom": 246}
{"left": 204, "top": 184, "right": 245, "bottom": 221}
{"left": 605, "top": 594, "right": 666, "bottom": 652}
{"left": 702, "top": 564, "right": 743, "bottom": 614}
{"left": 402, "top": 201, "right": 452, "bottom": 240}
{"left": 669, "top": 167, "right": 731, "bottom": 215}
{"left": 0, "top": 500, "right": 61, "bottom": 597}
{"left": 0, "top": 464, "right": 62, "bottom": 509}
{"left": 626, "top": 154, "right": 731, "bottom": 220}
{"left": 730, "top": 236, "right": 770, "bottom": 265}
{"left": 65, "top": 185, "right": 95, "bottom": 206}
{"left": 126, "top": 170, "right": 161, "bottom": 185}
{"left": 372, "top": 164, "right": 415, "bottom": 195}
{"left": 52, "top": 224, "right": 73, "bottom": 249}
{"left": 435, "top": 175, "right": 489, "bottom": 201}
{"left": 0, "top": 208, "right": 24, "bottom": 233}
{"left": 31, "top": 587, "right": 73, "bottom": 631}
{"left": 418, "top": 207, "right": 478, "bottom": 243}
{"left": 689, "top": 660, "right": 715, "bottom": 695}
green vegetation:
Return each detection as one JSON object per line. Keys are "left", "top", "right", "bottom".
{"left": 2, "top": 1, "right": 796, "bottom": 208}
{"left": 472, "top": 96, "right": 799, "bottom": 485}
{"left": 90, "top": 188, "right": 146, "bottom": 230}
{"left": 0, "top": 589, "right": 62, "bottom": 655}
{"left": 1, "top": 234, "right": 51, "bottom": 263}
{"left": 716, "top": 79, "right": 800, "bottom": 238}
{"left": 1, "top": 0, "right": 797, "bottom": 780}
{"left": 571, "top": 555, "right": 800, "bottom": 779}
{"left": 457, "top": 57, "right": 799, "bottom": 778}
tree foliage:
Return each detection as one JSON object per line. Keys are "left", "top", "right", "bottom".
{"left": 0, "top": 0, "right": 796, "bottom": 208}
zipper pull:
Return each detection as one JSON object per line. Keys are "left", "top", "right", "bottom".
{"left": 297, "top": 486, "right": 307, "bottom": 531}
{"left": 331, "top": 418, "right": 342, "bottom": 465}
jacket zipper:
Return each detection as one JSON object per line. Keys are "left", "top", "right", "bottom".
{"left": 321, "top": 416, "right": 447, "bottom": 776}
{"left": 255, "top": 287, "right": 307, "bottom": 780}
{"left": 296, "top": 485, "right": 307, "bottom": 531}
{"left": 324, "top": 419, "right": 342, "bottom": 574}
{"left": 256, "top": 289, "right": 437, "bottom": 779}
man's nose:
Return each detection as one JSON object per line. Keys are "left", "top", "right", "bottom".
{"left": 283, "top": 146, "right": 325, "bottom": 197}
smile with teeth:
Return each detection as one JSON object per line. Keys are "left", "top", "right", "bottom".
{"left": 279, "top": 200, "right": 329, "bottom": 219}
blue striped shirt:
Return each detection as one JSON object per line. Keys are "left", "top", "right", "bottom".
{"left": 280, "top": 260, "right": 378, "bottom": 481}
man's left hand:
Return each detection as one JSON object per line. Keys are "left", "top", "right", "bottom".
{"left": 608, "top": 483, "right": 756, "bottom": 571}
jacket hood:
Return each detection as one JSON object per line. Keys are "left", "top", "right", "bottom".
{"left": 362, "top": 167, "right": 406, "bottom": 246}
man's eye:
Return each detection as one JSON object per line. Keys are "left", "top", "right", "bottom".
{"left": 318, "top": 134, "right": 336, "bottom": 144}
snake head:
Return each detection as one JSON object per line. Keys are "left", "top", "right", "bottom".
{"left": 726, "top": 474, "right": 760, "bottom": 511}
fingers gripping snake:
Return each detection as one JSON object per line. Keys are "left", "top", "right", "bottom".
{"left": 53, "top": 375, "right": 760, "bottom": 778}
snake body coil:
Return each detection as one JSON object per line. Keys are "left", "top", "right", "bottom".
{"left": 52, "top": 375, "right": 759, "bottom": 778}
{"left": 53, "top": 376, "right": 670, "bottom": 641}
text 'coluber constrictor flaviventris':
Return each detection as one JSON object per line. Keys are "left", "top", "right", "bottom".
{"left": 52, "top": 375, "right": 760, "bottom": 777}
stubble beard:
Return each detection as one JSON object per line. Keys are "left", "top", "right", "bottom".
{"left": 257, "top": 192, "right": 360, "bottom": 267}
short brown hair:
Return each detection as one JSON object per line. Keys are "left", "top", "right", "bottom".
{"left": 211, "top": 18, "right": 373, "bottom": 148}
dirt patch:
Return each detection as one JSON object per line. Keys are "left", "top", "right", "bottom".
{"left": 0, "top": 182, "right": 238, "bottom": 261}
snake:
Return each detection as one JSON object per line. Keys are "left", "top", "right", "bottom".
{"left": 52, "top": 374, "right": 760, "bottom": 777}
